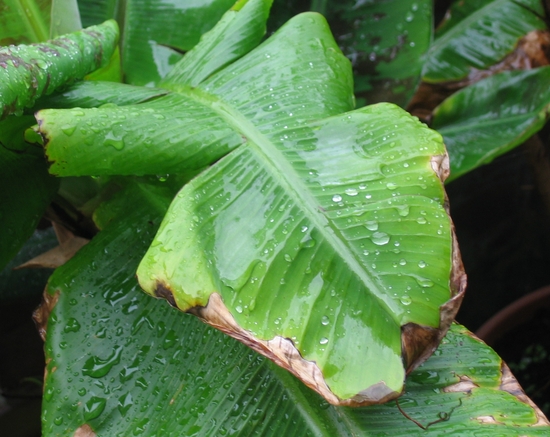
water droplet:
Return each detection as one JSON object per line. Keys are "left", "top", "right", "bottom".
{"left": 417, "top": 217, "right": 427, "bottom": 224}
{"left": 399, "top": 258, "right": 407, "bottom": 266}
{"left": 371, "top": 232, "right": 390, "bottom": 245}
{"left": 417, "top": 278, "right": 434, "bottom": 288}
{"left": 418, "top": 260, "right": 427, "bottom": 268}
{"left": 61, "top": 125, "right": 76, "bottom": 136}
{"left": 396, "top": 205, "right": 410, "bottom": 217}
{"left": 301, "top": 226, "right": 308, "bottom": 233}
{"left": 83, "top": 396, "right": 106, "bottom": 421}
{"left": 235, "top": 305, "right": 243, "bottom": 314}
{"left": 284, "top": 253, "right": 292, "bottom": 262}
{"left": 332, "top": 194, "right": 342, "bottom": 202}
{"left": 400, "top": 295, "right": 412, "bottom": 306}
{"left": 321, "top": 316, "right": 330, "bottom": 326}
{"left": 64, "top": 318, "right": 81, "bottom": 333}
{"left": 82, "top": 346, "right": 122, "bottom": 378}
{"left": 386, "top": 182, "right": 398, "bottom": 190}
{"left": 365, "top": 220, "right": 378, "bottom": 231}
{"left": 345, "top": 188, "right": 358, "bottom": 196}
{"left": 105, "top": 138, "right": 125, "bottom": 150}
{"left": 319, "top": 337, "right": 329, "bottom": 345}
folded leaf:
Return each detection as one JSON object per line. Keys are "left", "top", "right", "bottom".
{"left": 423, "top": 0, "right": 546, "bottom": 83}
{"left": 0, "top": 20, "right": 119, "bottom": 119}
{"left": 432, "top": 67, "right": 550, "bottom": 181}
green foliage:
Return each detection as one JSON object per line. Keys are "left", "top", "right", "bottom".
{"left": 1, "top": 0, "right": 550, "bottom": 434}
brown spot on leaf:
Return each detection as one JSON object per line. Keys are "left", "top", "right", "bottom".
{"left": 154, "top": 282, "right": 177, "bottom": 307}
{"left": 443, "top": 375, "right": 478, "bottom": 393}
{"left": 33, "top": 289, "right": 60, "bottom": 341}
{"left": 73, "top": 424, "right": 96, "bottom": 437}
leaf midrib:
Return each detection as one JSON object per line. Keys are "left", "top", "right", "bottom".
{"left": 177, "top": 85, "right": 403, "bottom": 321}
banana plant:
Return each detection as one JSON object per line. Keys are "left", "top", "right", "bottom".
{"left": 1, "top": 0, "right": 550, "bottom": 435}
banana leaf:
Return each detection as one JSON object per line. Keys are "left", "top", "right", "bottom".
{"left": 76, "top": 0, "right": 238, "bottom": 85}
{"left": 0, "top": 0, "right": 51, "bottom": 44}
{"left": 432, "top": 67, "right": 550, "bottom": 182}
{"left": 0, "top": 136, "right": 58, "bottom": 270}
{"left": 36, "top": 2, "right": 464, "bottom": 405}
{"left": 0, "top": 20, "right": 119, "bottom": 119}
{"left": 40, "top": 179, "right": 549, "bottom": 436}
{"left": 326, "top": 0, "right": 432, "bottom": 107}
{"left": 423, "top": 0, "right": 546, "bottom": 83}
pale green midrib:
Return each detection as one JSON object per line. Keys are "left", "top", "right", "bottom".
{"left": 179, "top": 85, "right": 402, "bottom": 323}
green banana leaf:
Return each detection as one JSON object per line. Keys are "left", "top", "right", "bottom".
{"left": 40, "top": 179, "right": 549, "bottom": 435}
{"left": 36, "top": 2, "right": 464, "bottom": 405}
{"left": 76, "top": 0, "right": 237, "bottom": 85}
{"left": 0, "top": 133, "right": 58, "bottom": 271}
{"left": 0, "top": 0, "right": 51, "bottom": 44}
{"left": 423, "top": 0, "right": 546, "bottom": 83}
{"left": 432, "top": 67, "right": 550, "bottom": 182}
{"left": 0, "top": 20, "right": 119, "bottom": 119}
{"left": 326, "top": 0, "right": 432, "bottom": 107}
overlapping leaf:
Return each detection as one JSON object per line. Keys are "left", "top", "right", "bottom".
{"left": 40, "top": 181, "right": 549, "bottom": 435}
{"left": 0, "top": 19, "right": 118, "bottom": 119}
{"left": 35, "top": 0, "right": 464, "bottom": 405}
{"left": 327, "top": 0, "right": 432, "bottom": 107}
{"left": 433, "top": 66, "right": 550, "bottom": 181}
{"left": 0, "top": 116, "right": 58, "bottom": 270}
{"left": 423, "top": 0, "right": 546, "bottom": 83}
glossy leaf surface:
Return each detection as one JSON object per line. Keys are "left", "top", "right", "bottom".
{"left": 328, "top": 0, "right": 432, "bottom": 107}
{"left": 42, "top": 188, "right": 549, "bottom": 434}
{"left": 423, "top": 0, "right": 546, "bottom": 83}
{"left": 0, "top": 20, "right": 119, "bottom": 119}
{"left": 39, "top": 9, "right": 353, "bottom": 177}
{"left": 38, "top": 5, "right": 463, "bottom": 405}
{"left": 432, "top": 67, "right": 550, "bottom": 182}
{"left": 137, "top": 101, "right": 461, "bottom": 405}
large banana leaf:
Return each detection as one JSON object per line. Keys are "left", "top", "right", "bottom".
{"left": 423, "top": 0, "right": 546, "bottom": 83}
{"left": 433, "top": 66, "right": 550, "bottom": 182}
{"left": 40, "top": 179, "right": 549, "bottom": 436}
{"left": 36, "top": 2, "right": 464, "bottom": 405}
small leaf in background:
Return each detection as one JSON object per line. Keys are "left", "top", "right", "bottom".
{"left": 0, "top": 0, "right": 51, "bottom": 44}
{"left": 423, "top": 0, "right": 546, "bottom": 83}
{"left": 106, "top": 0, "right": 237, "bottom": 85}
{"left": 0, "top": 125, "right": 58, "bottom": 270}
{"left": 432, "top": 66, "right": 550, "bottom": 182}
{"left": 0, "top": 20, "right": 119, "bottom": 119}
{"left": 327, "top": 0, "right": 432, "bottom": 107}
{"left": 49, "top": 0, "right": 82, "bottom": 37}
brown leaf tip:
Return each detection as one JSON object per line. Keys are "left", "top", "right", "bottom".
{"left": 153, "top": 282, "right": 177, "bottom": 308}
